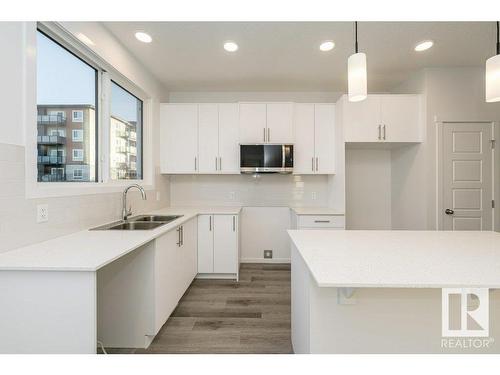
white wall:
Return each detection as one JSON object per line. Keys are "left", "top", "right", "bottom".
{"left": 0, "top": 22, "right": 171, "bottom": 252}
{"left": 169, "top": 91, "right": 343, "bottom": 103}
{"left": 345, "top": 149, "right": 392, "bottom": 229}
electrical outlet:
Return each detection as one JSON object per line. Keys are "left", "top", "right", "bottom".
{"left": 264, "top": 250, "right": 273, "bottom": 259}
{"left": 37, "top": 204, "right": 49, "bottom": 223}
{"left": 311, "top": 191, "right": 317, "bottom": 200}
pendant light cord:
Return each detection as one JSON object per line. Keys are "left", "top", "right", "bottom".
{"left": 355, "top": 21, "right": 359, "bottom": 53}
{"left": 496, "top": 21, "right": 499, "bottom": 55}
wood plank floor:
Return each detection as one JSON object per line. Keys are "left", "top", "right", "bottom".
{"left": 105, "top": 263, "right": 292, "bottom": 354}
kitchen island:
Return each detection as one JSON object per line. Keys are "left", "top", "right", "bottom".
{"left": 288, "top": 230, "right": 500, "bottom": 353}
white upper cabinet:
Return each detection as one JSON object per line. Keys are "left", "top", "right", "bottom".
{"left": 239, "top": 103, "right": 267, "bottom": 143}
{"left": 266, "top": 103, "right": 294, "bottom": 143}
{"left": 342, "top": 94, "right": 423, "bottom": 143}
{"left": 239, "top": 102, "right": 294, "bottom": 143}
{"left": 218, "top": 104, "right": 240, "bottom": 173}
{"left": 198, "top": 104, "right": 219, "bottom": 173}
{"left": 160, "top": 104, "right": 198, "bottom": 173}
{"left": 160, "top": 103, "right": 240, "bottom": 174}
{"left": 294, "top": 103, "right": 335, "bottom": 174}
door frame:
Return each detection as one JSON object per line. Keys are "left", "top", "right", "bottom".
{"left": 436, "top": 121, "right": 498, "bottom": 230}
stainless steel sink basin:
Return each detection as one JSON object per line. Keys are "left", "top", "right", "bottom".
{"left": 90, "top": 214, "right": 183, "bottom": 231}
{"left": 108, "top": 221, "right": 166, "bottom": 230}
{"left": 130, "top": 215, "right": 182, "bottom": 223}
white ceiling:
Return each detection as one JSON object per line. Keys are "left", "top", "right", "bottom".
{"left": 103, "top": 22, "right": 497, "bottom": 92}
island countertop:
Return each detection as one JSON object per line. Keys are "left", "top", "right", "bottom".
{"left": 288, "top": 230, "right": 500, "bottom": 288}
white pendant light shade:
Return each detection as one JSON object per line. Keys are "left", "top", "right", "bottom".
{"left": 486, "top": 54, "right": 500, "bottom": 102}
{"left": 348, "top": 52, "right": 367, "bottom": 102}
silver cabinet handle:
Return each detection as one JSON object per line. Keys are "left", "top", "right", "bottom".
{"left": 195, "top": 157, "right": 197, "bottom": 171}
{"left": 383, "top": 125, "right": 386, "bottom": 140}
{"left": 215, "top": 157, "right": 218, "bottom": 171}
{"left": 267, "top": 128, "right": 270, "bottom": 142}
{"left": 233, "top": 216, "right": 236, "bottom": 232}
{"left": 263, "top": 128, "right": 266, "bottom": 142}
{"left": 312, "top": 157, "right": 314, "bottom": 172}
{"left": 316, "top": 157, "right": 319, "bottom": 172}
{"left": 176, "top": 227, "right": 181, "bottom": 247}
{"left": 314, "top": 220, "right": 331, "bottom": 223}
{"left": 180, "top": 225, "right": 184, "bottom": 246}
{"left": 219, "top": 157, "right": 222, "bottom": 171}
{"left": 378, "top": 125, "right": 381, "bottom": 140}
{"left": 209, "top": 215, "right": 212, "bottom": 231}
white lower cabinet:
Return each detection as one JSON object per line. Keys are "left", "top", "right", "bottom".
{"left": 153, "top": 217, "right": 197, "bottom": 335}
{"left": 197, "top": 214, "right": 239, "bottom": 279}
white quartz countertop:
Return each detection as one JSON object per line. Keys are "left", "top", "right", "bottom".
{"left": 290, "top": 207, "right": 345, "bottom": 215}
{"left": 0, "top": 206, "right": 241, "bottom": 272}
{"left": 288, "top": 230, "right": 500, "bottom": 288}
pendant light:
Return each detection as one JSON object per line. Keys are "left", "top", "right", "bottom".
{"left": 348, "top": 21, "right": 367, "bottom": 102}
{"left": 486, "top": 21, "right": 500, "bottom": 103}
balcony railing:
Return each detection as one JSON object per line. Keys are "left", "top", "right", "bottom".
{"left": 38, "top": 173, "right": 66, "bottom": 182}
{"left": 37, "top": 155, "right": 66, "bottom": 164}
{"left": 37, "top": 114, "right": 66, "bottom": 126}
{"left": 37, "top": 135, "right": 66, "bottom": 145}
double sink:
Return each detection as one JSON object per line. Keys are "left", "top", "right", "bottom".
{"left": 90, "top": 215, "right": 183, "bottom": 231}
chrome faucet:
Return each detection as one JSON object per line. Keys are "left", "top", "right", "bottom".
{"left": 122, "top": 184, "right": 147, "bottom": 220}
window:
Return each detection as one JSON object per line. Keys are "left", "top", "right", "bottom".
{"left": 36, "top": 30, "right": 97, "bottom": 183}
{"left": 72, "top": 110, "right": 84, "bottom": 123}
{"left": 72, "top": 129, "right": 83, "bottom": 142}
{"left": 72, "top": 149, "right": 84, "bottom": 161}
{"left": 73, "top": 169, "right": 83, "bottom": 180}
{"left": 110, "top": 81, "right": 143, "bottom": 180}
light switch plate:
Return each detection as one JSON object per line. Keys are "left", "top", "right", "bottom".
{"left": 37, "top": 204, "right": 49, "bottom": 223}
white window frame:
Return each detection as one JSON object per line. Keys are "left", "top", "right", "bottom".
{"left": 72, "top": 129, "right": 83, "bottom": 142}
{"left": 72, "top": 110, "right": 84, "bottom": 123}
{"left": 72, "top": 149, "right": 84, "bottom": 161}
{"left": 72, "top": 169, "right": 84, "bottom": 180}
{"left": 25, "top": 22, "right": 154, "bottom": 198}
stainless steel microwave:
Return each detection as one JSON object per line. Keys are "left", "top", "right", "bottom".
{"left": 240, "top": 144, "right": 293, "bottom": 174}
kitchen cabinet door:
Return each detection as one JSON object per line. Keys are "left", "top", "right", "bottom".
{"left": 154, "top": 228, "right": 180, "bottom": 333}
{"left": 314, "top": 104, "right": 335, "bottom": 174}
{"left": 342, "top": 95, "right": 381, "bottom": 142}
{"left": 198, "top": 104, "right": 219, "bottom": 173}
{"left": 380, "top": 95, "right": 422, "bottom": 142}
{"left": 266, "top": 103, "right": 294, "bottom": 143}
{"left": 197, "top": 215, "right": 214, "bottom": 273}
{"left": 213, "top": 215, "right": 238, "bottom": 274}
{"left": 239, "top": 103, "right": 267, "bottom": 143}
{"left": 179, "top": 218, "right": 197, "bottom": 293}
{"left": 160, "top": 104, "right": 199, "bottom": 173}
{"left": 218, "top": 103, "right": 240, "bottom": 173}
{"left": 293, "top": 104, "right": 316, "bottom": 174}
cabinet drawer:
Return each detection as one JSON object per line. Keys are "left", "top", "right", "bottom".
{"left": 297, "top": 215, "right": 345, "bottom": 228}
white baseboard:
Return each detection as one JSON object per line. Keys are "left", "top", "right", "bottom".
{"left": 240, "top": 258, "right": 290, "bottom": 264}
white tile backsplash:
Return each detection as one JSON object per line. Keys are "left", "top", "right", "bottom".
{"left": 0, "top": 143, "right": 170, "bottom": 253}
{"left": 170, "top": 173, "right": 329, "bottom": 207}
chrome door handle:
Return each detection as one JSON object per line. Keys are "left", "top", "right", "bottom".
{"left": 383, "top": 125, "right": 386, "bottom": 140}
{"left": 378, "top": 125, "right": 381, "bottom": 140}
{"left": 445, "top": 209, "right": 455, "bottom": 215}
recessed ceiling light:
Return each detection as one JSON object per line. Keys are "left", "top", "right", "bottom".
{"left": 319, "top": 40, "right": 335, "bottom": 52}
{"left": 76, "top": 33, "right": 95, "bottom": 46}
{"left": 414, "top": 40, "right": 434, "bottom": 52}
{"left": 135, "top": 31, "right": 152, "bottom": 43}
{"left": 223, "top": 41, "right": 238, "bottom": 52}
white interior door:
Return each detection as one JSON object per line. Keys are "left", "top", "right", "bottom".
{"left": 239, "top": 103, "right": 267, "bottom": 143}
{"left": 314, "top": 104, "right": 335, "bottom": 174}
{"left": 293, "top": 104, "right": 315, "bottom": 174}
{"left": 218, "top": 103, "right": 240, "bottom": 173}
{"left": 213, "top": 215, "right": 238, "bottom": 274}
{"left": 198, "top": 104, "right": 219, "bottom": 173}
{"left": 442, "top": 122, "right": 493, "bottom": 230}
{"left": 266, "top": 103, "right": 294, "bottom": 143}
{"left": 161, "top": 104, "right": 198, "bottom": 173}
{"left": 197, "top": 215, "right": 214, "bottom": 273}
